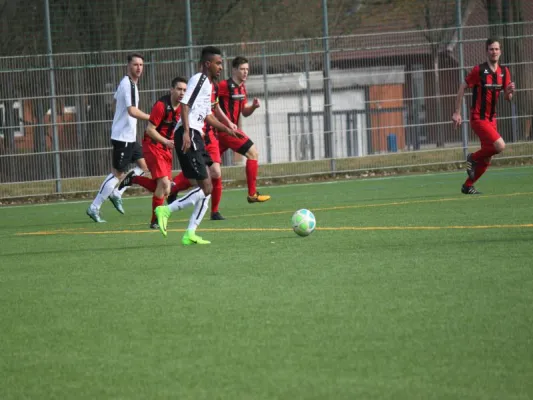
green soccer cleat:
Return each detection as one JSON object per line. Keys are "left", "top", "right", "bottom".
{"left": 86, "top": 207, "right": 106, "bottom": 223}
{"left": 155, "top": 205, "right": 171, "bottom": 237}
{"left": 109, "top": 195, "right": 125, "bottom": 214}
{"left": 182, "top": 230, "right": 211, "bottom": 245}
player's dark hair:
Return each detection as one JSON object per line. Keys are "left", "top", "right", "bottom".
{"left": 200, "top": 46, "right": 222, "bottom": 64}
{"left": 171, "top": 76, "right": 187, "bottom": 87}
{"left": 127, "top": 53, "right": 144, "bottom": 63}
{"left": 232, "top": 56, "right": 249, "bottom": 69}
{"left": 485, "top": 38, "right": 500, "bottom": 51}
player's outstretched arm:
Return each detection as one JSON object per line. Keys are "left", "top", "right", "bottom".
{"left": 214, "top": 104, "right": 237, "bottom": 130}
{"left": 452, "top": 83, "right": 468, "bottom": 128}
{"left": 180, "top": 104, "right": 192, "bottom": 152}
{"left": 145, "top": 122, "right": 174, "bottom": 149}
{"left": 505, "top": 82, "right": 515, "bottom": 101}
{"left": 205, "top": 114, "right": 237, "bottom": 137}
{"left": 242, "top": 98, "right": 260, "bottom": 117}
{"left": 127, "top": 106, "right": 150, "bottom": 121}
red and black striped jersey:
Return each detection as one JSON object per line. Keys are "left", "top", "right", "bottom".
{"left": 465, "top": 62, "right": 511, "bottom": 121}
{"left": 144, "top": 94, "right": 181, "bottom": 144}
{"left": 218, "top": 78, "right": 247, "bottom": 125}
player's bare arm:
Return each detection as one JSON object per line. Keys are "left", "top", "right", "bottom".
{"left": 127, "top": 106, "right": 150, "bottom": 121}
{"left": 205, "top": 114, "right": 236, "bottom": 137}
{"left": 145, "top": 122, "right": 174, "bottom": 149}
{"left": 505, "top": 82, "right": 516, "bottom": 101}
{"left": 452, "top": 83, "right": 468, "bottom": 127}
{"left": 242, "top": 98, "right": 260, "bottom": 117}
{"left": 214, "top": 104, "right": 238, "bottom": 131}
{"left": 180, "top": 104, "right": 192, "bottom": 152}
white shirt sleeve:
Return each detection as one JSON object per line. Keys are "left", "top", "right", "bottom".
{"left": 181, "top": 73, "right": 205, "bottom": 107}
{"left": 115, "top": 77, "right": 136, "bottom": 108}
{"left": 124, "top": 79, "right": 136, "bottom": 108}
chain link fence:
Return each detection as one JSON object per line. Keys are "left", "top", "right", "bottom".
{"left": 1, "top": 0, "right": 532, "bottom": 198}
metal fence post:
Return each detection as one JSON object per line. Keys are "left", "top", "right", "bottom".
{"left": 322, "top": 0, "right": 335, "bottom": 172}
{"left": 262, "top": 46, "right": 272, "bottom": 164}
{"left": 304, "top": 40, "right": 315, "bottom": 160}
{"left": 456, "top": 0, "right": 469, "bottom": 158}
{"left": 185, "top": 0, "right": 195, "bottom": 78}
{"left": 44, "top": 0, "right": 61, "bottom": 192}
{"left": 150, "top": 52, "right": 157, "bottom": 105}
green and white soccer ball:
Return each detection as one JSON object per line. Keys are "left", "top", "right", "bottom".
{"left": 291, "top": 209, "right": 316, "bottom": 237}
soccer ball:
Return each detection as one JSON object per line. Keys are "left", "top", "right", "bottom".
{"left": 291, "top": 209, "right": 316, "bottom": 237}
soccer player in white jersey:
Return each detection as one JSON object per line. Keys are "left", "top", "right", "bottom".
{"left": 86, "top": 53, "right": 150, "bottom": 222}
{"left": 154, "top": 46, "right": 236, "bottom": 245}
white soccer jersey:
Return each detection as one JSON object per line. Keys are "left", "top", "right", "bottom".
{"left": 111, "top": 75, "right": 139, "bottom": 142}
{"left": 177, "top": 72, "right": 212, "bottom": 132}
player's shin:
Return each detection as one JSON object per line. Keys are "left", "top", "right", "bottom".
{"left": 168, "top": 187, "right": 204, "bottom": 212}
{"left": 245, "top": 159, "right": 258, "bottom": 196}
{"left": 92, "top": 174, "right": 119, "bottom": 209}
{"left": 152, "top": 195, "right": 165, "bottom": 223}
{"left": 188, "top": 194, "right": 211, "bottom": 231}
{"left": 211, "top": 177, "right": 222, "bottom": 212}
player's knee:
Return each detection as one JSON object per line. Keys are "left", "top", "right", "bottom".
{"left": 494, "top": 140, "right": 505, "bottom": 153}
{"left": 246, "top": 145, "right": 258, "bottom": 160}
{"left": 210, "top": 164, "right": 221, "bottom": 179}
{"left": 203, "top": 186, "right": 212, "bottom": 196}
{"left": 200, "top": 180, "right": 212, "bottom": 196}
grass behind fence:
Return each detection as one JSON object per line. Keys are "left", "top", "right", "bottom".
{"left": 2, "top": 142, "right": 533, "bottom": 200}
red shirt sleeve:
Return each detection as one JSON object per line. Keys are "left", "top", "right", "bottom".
{"left": 242, "top": 84, "right": 248, "bottom": 107}
{"left": 503, "top": 66, "right": 511, "bottom": 90}
{"left": 149, "top": 101, "right": 165, "bottom": 127}
{"left": 465, "top": 65, "right": 480, "bottom": 88}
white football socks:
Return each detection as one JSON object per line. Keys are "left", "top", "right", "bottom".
{"left": 91, "top": 173, "right": 119, "bottom": 210}
{"left": 168, "top": 187, "right": 205, "bottom": 212}
{"left": 187, "top": 194, "right": 211, "bottom": 231}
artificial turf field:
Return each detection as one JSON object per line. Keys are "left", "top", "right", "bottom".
{"left": 1, "top": 167, "right": 533, "bottom": 399}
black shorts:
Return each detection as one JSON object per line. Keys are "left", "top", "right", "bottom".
{"left": 174, "top": 127, "right": 213, "bottom": 181}
{"left": 111, "top": 139, "right": 143, "bottom": 172}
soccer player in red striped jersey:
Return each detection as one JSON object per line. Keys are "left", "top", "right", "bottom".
{"left": 452, "top": 38, "right": 515, "bottom": 194}
{"left": 217, "top": 56, "right": 271, "bottom": 203}
{"left": 118, "top": 77, "right": 187, "bottom": 228}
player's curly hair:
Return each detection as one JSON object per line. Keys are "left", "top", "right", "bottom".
{"left": 200, "top": 46, "right": 222, "bottom": 63}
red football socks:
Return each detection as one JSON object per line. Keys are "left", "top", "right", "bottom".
{"left": 151, "top": 195, "right": 165, "bottom": 223}
{"left": 211, "top": 177, "right": 223, "bottom": 213}
{"left": 464, "top": 160, "right": 490, "bottom": 187}
{"left": 132, "top": 176, "right": 157, "bottom": 193}
{"left": 472, "top": 145, "right": 497, "bottom": 161}
{"left": 245, "top": 159, "right": 258, "bottom": 196}
{"left": 170, "top": 173, "right": 191, "bottom": 194}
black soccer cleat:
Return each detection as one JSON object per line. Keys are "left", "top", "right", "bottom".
{"left": 210, "top": 211, "right": 226, "bottom": 221}
{"left": 118, "top": 169, "right": 136, "bottom": 191}
{"left": 461, "top": 184, "right": 482, "bottom": 195}
{"left": 149, "top": 221, "right": 160, "bottom": 230}
{"left": 465, "top": 153, "right": 477, "bottom": 181}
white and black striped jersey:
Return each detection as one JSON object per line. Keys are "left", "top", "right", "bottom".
{"left": 111, "top": 75, "right": 139, "bottom": 142}
{"left": 177, "top": 72, "right": 212, "bottom": 132}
